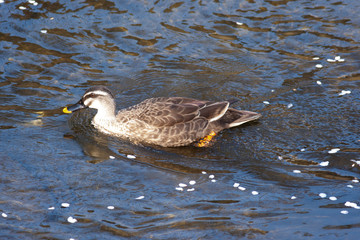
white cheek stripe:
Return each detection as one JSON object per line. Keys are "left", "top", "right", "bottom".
{"left": 83, "top": 98, "right": 92, "bottom": 106}
{"left": 83, "top": 90, "right": 109, "bottom": 98}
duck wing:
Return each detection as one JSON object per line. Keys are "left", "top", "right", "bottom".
{"left": 133, "top": 97, "right": 230, "bottom": 127}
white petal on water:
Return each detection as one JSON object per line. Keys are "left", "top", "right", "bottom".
{"left": 251, "top": 191, "right": 259, "bottom": 195}
{"left": 319, "top": 161, "right": 329, "bottom": 167}
{"left": 238, "top": 186, "right": 246, "bottom": 191}
{"left": 236, "top": 22, "right": 243, "bottom": 25}
{"left": 347, "top": 185, "right": 354, "bottom": 188}
{"left": 327, "top": 59, "right": 336, "bottom": 62}
{"left": 287, "top": 103, "right": 293, "bottom": 109}
{"left": 352, "top": 179, "right": 359, "bottom": 183}
{"left": 187, "top": 188, "right": 195, "bottom": 192}
{"left": 263, "top": 101, "right": 270, "bottom": 105}
{"left": 338, "top": 90, "right": 351, "bottom": 96}
{"left": 109, "top": 156, "right": 115, "bottom": 159}
{"left": 315, "top": 64, "right": 323, "bottom": 68}
{"left": 340, "top": 210, "right": 349, "bottom": 214}
{"left": 291, "top": 196, "right": 297, "bottom": 200}
{"left": 344, "top": 201, "right": 360, "bottom": 209}
{"left": 107, "top": 206, "right": 115, "bottom": 210}
{"left": 201, "top": 171, "right": 207, "bottom": 175}
{"left": 345, "top": 201, "right": 355, "bottom": 207}
{"left": 329, "top": 196, "right": 337, "bottom": 201}
{"left": 209, "top": 175, "right": 215, "bottom": 179}
{"left": 350, "top": 160, "right": 360, "bottom": 166}
{"left": 2, "top": 213, "right": 7, "bottom": 218}
{"left": 19, "top": 6, "right": 26, "bottom": 10}
{"left": 67, "top": 216, "right": 77, "bottom": 223}
{"left": 135, "top": 196, "right": 144, "bottom": 200}
{"left": 48, "top": 206, "right": 55, "bottom": 210}
{"left": 293, "top": 170, "right": 301, "bottom": 174}
{"left": 0, "top": 0, "right": 4, "bottom": 4}
{"left": 61, "top": 203, "right": 70, "bottom": 208}
{"left": 211, "top": 179, "right": 217, "bottom": 183}
{"left": 337, "top": 58, "right": 345, "bottom": 62}
{"left": 233, "top": 183, "right": 240, "bottom": 188}
{"left": 328, "top": 148, "right": 340, "bottom": 154}
{"left": 316, "top": 81, "right": 322, "bottom": 85}
{"left": 312, "top": 57, "right": 320, "bottom": 60}
{"left": 319, "top": 193, "right": 327, "bottom": 198}
{"left": 127, "top": 154, "right": 136, "bottom": 159}
{"left": 335, "top": 56, "right": 341, "bottom": 60}
{"left": 179, "top": 183, "right": 187, "bottom": 187}
{"left": 28, "top": 0, "right": 39, "bottom": 6}
{"left": 40, "top": 29, "right": 47, "bottom": 33}
{"left": 278, "top": 156, "right": 283, "bottom": 160}
{"left": 189, "top": 180, "right": 196, "bottom": 185}
{"left": 175, "top": 187, "right": 183, "bottom": 191}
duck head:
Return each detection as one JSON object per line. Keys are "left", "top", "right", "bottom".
{"left": 63, "top": 86, "right": 116, "bottom": 118}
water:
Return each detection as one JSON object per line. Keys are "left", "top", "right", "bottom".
{"left": 1, "top": 0, "right": 359, "bottom": 239}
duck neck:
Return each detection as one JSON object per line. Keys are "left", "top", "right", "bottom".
{"left": 92, "top": 110, "right": 129, "bottom": 136}
{"left": 93, "top": 113, "right": 116, "bottom": 124}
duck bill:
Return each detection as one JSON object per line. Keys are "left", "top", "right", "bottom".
{"left": 63, "top": 101, "right": 86, "bottom": 114}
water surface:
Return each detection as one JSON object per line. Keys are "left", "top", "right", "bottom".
{"left": 1, "top": 0, "right": 359, "bottom": 239}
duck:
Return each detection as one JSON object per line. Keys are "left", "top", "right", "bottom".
{"left": 63, "top": 86, "right": 261, "bottom": 147}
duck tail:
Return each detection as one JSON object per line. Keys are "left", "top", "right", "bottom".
{"left": 219, "top": 108, "right": 261, "bottom": 128}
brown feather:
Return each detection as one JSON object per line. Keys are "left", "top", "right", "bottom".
{"left": 199, "top": 101, "right": 229, "bottom": 122}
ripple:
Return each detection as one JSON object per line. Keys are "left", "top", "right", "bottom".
{"left": 1, "top": 0, "right": 360, "bottom": 239}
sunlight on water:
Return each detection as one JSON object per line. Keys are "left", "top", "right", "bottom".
{"left": 0, "top": 0, "right": 359, "bottom": 239}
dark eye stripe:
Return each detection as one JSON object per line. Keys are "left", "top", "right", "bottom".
{"left": 82, "top": 93, "right": 104, "bottom": 102}
{"left": 84, "top": 86, "right": 114, "bottom": 99}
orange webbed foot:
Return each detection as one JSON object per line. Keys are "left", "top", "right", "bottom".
{"left": 194, "top": 131, "right": 217, "bottom": 147}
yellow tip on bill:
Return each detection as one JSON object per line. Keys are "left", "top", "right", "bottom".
{"left": 62, "top": 107, "right": 72, "bottom": 114}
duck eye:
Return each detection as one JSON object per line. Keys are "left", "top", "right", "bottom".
{"left": 82, "top": 93, "right": 97, "bottom": 104}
